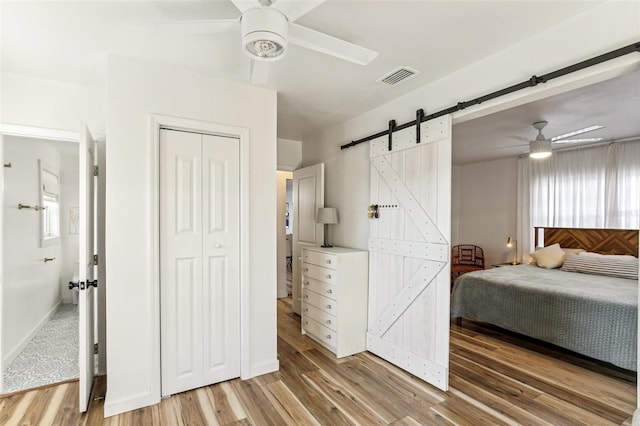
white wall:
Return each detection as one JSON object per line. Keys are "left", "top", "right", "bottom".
{"left": 2, "top": 136, "right": 62, "bottom": 368}
{"left": 276, "top": 171, "right": 293, "bottom": 298}
{"left": 56, "top": 144, "right": 79, "bottom": 303}
{"left": 105, "top": 55, "right": 278, "bottom": 416}
{"left": 0, "top": 72, "right": 106, "bottom": 136}
{"left": 277, "top": 138, "right": 302, "bottom": 171}
{"left": 452, "top": 157, "right": 518, "bottom": 267}
{"left": 302, "top": 1, "right": 640, "bottom": 253}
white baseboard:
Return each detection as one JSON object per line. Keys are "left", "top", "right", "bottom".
{"left": 104, "top": 391, "right": 159, "bottom": 418}
{"left": 2, "top": 299, "right": 62, "bottom": 368}
{"left": 246, "top": 359, "right": 279, "bottom": 379}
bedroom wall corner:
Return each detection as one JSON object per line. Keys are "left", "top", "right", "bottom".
{"left": 453, "top": 157, "right": 518, "bottom": 266}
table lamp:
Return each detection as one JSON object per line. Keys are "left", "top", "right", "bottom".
{"left": 317, "top": 207, "right": 338, "bottom": 248}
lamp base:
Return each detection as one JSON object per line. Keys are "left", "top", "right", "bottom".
{"left": 322, "top": 223, "right": 332, "bottom": 248}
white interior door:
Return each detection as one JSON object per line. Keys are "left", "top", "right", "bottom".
{"left": 160, "top": 129, "right": 240, "bottom": 396}
{"left": 367, "top": 116, "right": 451, "bottom": 391}
{"left": 79, "top": 123, "right": 97, "bottom": 412}
{"left": 292, "top": 164, "right": 324, "bottom": 315}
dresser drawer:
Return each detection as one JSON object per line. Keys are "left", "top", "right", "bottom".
{"left": 302, "top": 289, "right": 337, "bottom": 316}
{"left": 302, "top": 303, "right": 337, "bottom": 331}
{"left": 303, "top": 250, "right": 338, "bottom": 269}
{"left": 302, "top": 316, "right": 337, "bottom": 349}
{"left": 302, "top": 263, "right": 337, "bottom": 285}
{"left": 302, "top": 277, "right": 337, "bottom": 301}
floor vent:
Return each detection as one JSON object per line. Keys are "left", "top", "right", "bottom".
{"left": 378, "top": 66, "right": 420, "bottom": 86}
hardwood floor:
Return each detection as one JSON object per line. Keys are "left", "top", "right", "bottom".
{"left": 1, "top": 298, "right": 636, "bottom": 425}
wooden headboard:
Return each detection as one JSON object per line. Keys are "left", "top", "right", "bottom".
{"left": 534, "top": 227, "right": 639, "bottom": 257}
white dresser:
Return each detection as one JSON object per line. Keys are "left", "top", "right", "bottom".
{"left": 300, "top": 246, "right": 369, "bottom": 358}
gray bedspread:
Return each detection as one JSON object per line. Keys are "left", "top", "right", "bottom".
{"left": 451, "top": 265, "right": 638, "bottom": 371}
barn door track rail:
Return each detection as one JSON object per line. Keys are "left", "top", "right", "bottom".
{"left": 340, "top": 41, "right": 640, "bottom": 151}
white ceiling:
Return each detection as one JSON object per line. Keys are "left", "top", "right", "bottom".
{"left": 1, "top": 0, "right": 618, "bottom": 155}
{"left": 452, "top": 68, "right": 640, "bottom": 165}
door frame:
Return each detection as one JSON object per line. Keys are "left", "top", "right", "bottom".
{"left": 149, "top": 114, "right": 250, "bottom": 397}
{"left": 0, "top": 123, "right": 107, "bottom": 392}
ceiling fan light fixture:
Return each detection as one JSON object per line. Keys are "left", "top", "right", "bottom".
{"left": 529, "top": 139, "right": 552, "bottom": 159}
{"left": 241, "top": 8, "right": 288, "bottom": 62}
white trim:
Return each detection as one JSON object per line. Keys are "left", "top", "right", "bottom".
{"left": 0, "top": 122, "right": 106, "bottom": 143}
{"left": 2, "top": 299, "right": 62, "bottom": 368}
{"left": 148, "top": 113, "right": 251, "bottom": 401}
{"left": 249, "top": 359, "right": 280, "bottom": 378}
{"left": 103, "top": 391, "right": 156, "bottom": 418}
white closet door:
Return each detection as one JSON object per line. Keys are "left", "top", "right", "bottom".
{"left": 202, "top": 134, "right": 240, "bottom": 384}
{"left": 160, "top": 129, "right": 240, "bottom": 396}
{"left": 367, "top": 116, "right": 452, "bottom": 391}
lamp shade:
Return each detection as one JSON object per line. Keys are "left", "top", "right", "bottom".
{"left": 316, "top": 207, "right": 338, "bottom": 224}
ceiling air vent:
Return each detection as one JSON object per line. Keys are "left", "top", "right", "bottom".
{"left": 378, "top": 66, "right": 420, "bottom": 86}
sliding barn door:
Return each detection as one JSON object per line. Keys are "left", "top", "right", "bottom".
{"left": 367, "top": 116, "right": 451, "bottom": 391}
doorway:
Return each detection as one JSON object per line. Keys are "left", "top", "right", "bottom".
{"left": 159, "top": 128, "right": 241, "bottom": 396}
{"left": 276, "top": 171, "right": 293, "bottom": 299}
{"left": 1, "top": 135, "right": 81, "bottom": 394}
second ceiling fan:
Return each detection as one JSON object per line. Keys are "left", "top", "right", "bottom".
{"left": 156, "top": 0, "right": 379, "bottom": 84}
{"left": 517, "top": 121, "right": 604, "bottom": 158}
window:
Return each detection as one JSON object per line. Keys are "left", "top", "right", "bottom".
{"left": 39, "top": 161, "right": 60, "bottom": 246}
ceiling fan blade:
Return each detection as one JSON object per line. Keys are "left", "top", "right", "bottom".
{"left": 510, "top": 135, "right": 532, "bottom": 143}
{"left": 149, "top": 19, "right": 239, "bottom": 36}
{"left": 249, "top": 60, "right": 269, "bottom": 85}
{"left": 230, "top": 0, "right": 260, "bottom": 14}
{"left": 551, "top": 137, "right": 604, "bottom": 145}
{"left": 272, "top": 0, "right": 326, "bottom": 21}
{"left": 289, "top": 23, "right": 378, "bottom": 66}
{"left": 551, "top": 125, "right": 604, "bottom": 142}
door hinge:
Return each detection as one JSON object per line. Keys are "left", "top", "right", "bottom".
{"left": 93, "top": 165, "right": 99, "bottom": 177}
{"left": 94, "top": 343, "right": 99, "bottom": 355}
{"left": 94, "top": 254, "right": 99, "bottom": 265}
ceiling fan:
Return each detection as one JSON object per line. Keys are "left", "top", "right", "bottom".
{"left": 154, "top": 0, "right": 379, "bottom": 84}
{"left": 515, "top": 121, "right": 605, "bottom": 159}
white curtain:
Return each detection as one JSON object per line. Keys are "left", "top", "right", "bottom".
{"left": 517, "top": 141, "right": 640, "bottom": 257}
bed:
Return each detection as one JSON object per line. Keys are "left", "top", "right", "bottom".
{"left": 451, "top": 227, "right": 639, "bottom": 371}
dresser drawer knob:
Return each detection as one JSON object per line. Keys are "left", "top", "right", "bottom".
{"left": 303, "top": 295, "right": 309, "bottom": 299}
{"left": 326, "top": 274, "right": 332, "bottom": 279}
{"left": 326, "top": 320, "right": 332, "bottom": 325}
{"left": 304, "top": 321, "right": 308, "bottom": 326}
{"left": 303, "top": 308, "right": 309, "bottom": 312}
{"left": 326, "top": 259, "right": 332, "bottom": 264}
{"left": 325, "top": 335, "right": 332, "bottom": 340}
{"left": 326, "top": 304, "right": 332, "bottom": 309}
{"left": 326, "top": 289, "right": 333, "bottom": 294}
{"left": 303, "top": 281, "right": 309, "bottom": 286}
{"left": 304, "top": 268, "right": 309, "bottom": 272}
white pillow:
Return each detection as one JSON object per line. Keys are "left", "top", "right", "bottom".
{"left": 529, "top": 243, "right": 565, "bottom": 269}
{"left": 562, "top": 248, "right": 585, "bottom": 255}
